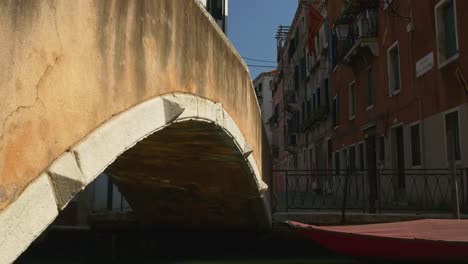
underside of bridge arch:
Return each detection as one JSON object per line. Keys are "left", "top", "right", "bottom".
{"left": 107, "top": 120, "right": 265, "bottom": 229}
{"left": 0, "top": 94, "right": 270, "bottom": 263}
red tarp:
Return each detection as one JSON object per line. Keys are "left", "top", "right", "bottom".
{"left": 290, "top": 219, "right": 468, "bottom": 242}
{"left": 288, "top": 219, "right": 468, "bottom": 262}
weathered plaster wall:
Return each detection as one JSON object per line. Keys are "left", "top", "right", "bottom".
{"left": 0, "top": 0, "right": 262, "bottom": 211}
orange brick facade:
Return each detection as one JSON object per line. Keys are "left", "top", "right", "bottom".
{"left": 329, "top": 0, "right": 468, "bottom": 169}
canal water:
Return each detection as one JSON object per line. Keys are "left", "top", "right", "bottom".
{"left": 16, "top": 224, "right": 361, "bottom": 263}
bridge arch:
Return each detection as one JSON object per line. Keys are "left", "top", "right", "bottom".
{"left": 0, "top": 93, "right": 271, "bottom": 263}
{"left": 0, "top": 0, "right": 271, "bottom": 262}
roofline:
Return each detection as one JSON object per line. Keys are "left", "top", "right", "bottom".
{"left": 253, "top": 70, "right": 277, "bottom": 83}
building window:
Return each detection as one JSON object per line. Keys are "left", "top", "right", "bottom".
{"left": 300, "top": 56, "right": 306, "bottom": 81}
{"left": 273, "top": 104, "right": 279, "bottom": 124}
{"left": 445, "top": 111, "right": 461, "bottom": 161}
{"left": 348, "top": 82, "right": 356, "bottom": 120}
{"left": 258, "top": 83, "right": 263, "bottom": 93}
{"left": 317, "top": 87, "right": 321, "bottom": 107}
{"left": 387, "top": 41, "right": 401, "bottom": 95}
{"left": 332, "top": 96, "right": 339, "bottom": 127}
{"left": 313, "top": 92, "right": 317, "bottom": 110}
{"left": 324, "top": 78, "right": 330, "bottom": 108}
{"left": 342, "top": 149, "right": 348, "bottom": 170}
{"left": 293, "top": 154, "right": 298, "bottom": 168}
{"left": 302, "top": 102, "right": 306, "bottom": 123}
{"left": 207, "top": 0, "right": 223, "bottom": 20}
{"left": 410, "top": 124, "right": 422, "bottom": 166}
{"left": 378, "top": 136, "right": 385, "bottom": 165}
{"left": 358, "top": 143, "right": 365, "bottom": 170}
{"left": 294, "top": 66, "right": 300, "bottom": 90}
{"left": 366, "top": 68, "right": 374, "bottom": 108}
{"left": 435, "top": 0, "right": 459, "bottom": 68}
{"left": 335, "top": 152, "right": 340, "bottom": 172}
{"left": 349, "top": 146, "right": 356, "bottom": 172}
{"left": 328, "top": 140, "right": 333, "bottom": 170}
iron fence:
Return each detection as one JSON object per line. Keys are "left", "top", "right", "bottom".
{"left": 376, "top": 169, "right": 466, "bottom": 212}
{"left": 272, "top": 168, "right": 467, "bottom": 214}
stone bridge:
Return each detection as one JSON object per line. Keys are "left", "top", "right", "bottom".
{"left": 0, "top": 0, "right": 271, "bottom": 262}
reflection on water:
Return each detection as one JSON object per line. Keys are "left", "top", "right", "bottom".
{"left": 16, "top": 226, "right": 361, "bottom": 264}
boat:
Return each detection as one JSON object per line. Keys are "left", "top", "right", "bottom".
{"left": 286, "top": 219, "right": 468, "bottom": 263}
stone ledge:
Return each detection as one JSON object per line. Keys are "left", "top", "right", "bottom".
{"left": 0, "top": 174, "right": 58, "bottom": 264}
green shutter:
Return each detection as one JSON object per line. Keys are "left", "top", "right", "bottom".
{"left": 444, "top": 2, "right": 457, "bottom": 58}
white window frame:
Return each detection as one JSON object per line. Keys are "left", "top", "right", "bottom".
{"left": 435, "top": 0, "right": 459, "bottom": 69}
{"left": 387, "top": 41, "right": 401, "bottom": 96}
{"left": 443, "top": 107, "right": 462, "bottom": 164}
{"left": 348, "top": 81, "right": 356, "bottom": 120}
{"left": 409, "top": 121, "right": 423, "bottom": 168}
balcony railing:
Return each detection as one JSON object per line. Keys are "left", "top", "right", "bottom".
{"left": 337, "top": 8, "right": 379, "bottom": 62}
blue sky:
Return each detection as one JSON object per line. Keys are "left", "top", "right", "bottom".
{"left": 228, "top": 1, "right": 297, "bottom": 79}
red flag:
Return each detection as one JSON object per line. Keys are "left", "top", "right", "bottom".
{"left": 307, "top": 5, "right": 324, "bottom": 56}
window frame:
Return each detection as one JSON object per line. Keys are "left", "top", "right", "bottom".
{"left": 409, "top": 122, "right": 423, "bottom": 168}
{"left": 387, "top": 41, "right": 401, "bottom": 96}
{"left": 435, "top": 0, "right": 459, "bottom": 69}
{"left": 443, "top": 109, "right": 462, "bottom": 163}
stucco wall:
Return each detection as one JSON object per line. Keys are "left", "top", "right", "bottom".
{"left": 0, "top": 0, "right": 262, "bottom": 211}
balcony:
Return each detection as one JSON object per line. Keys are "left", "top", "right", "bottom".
{"left": 335, "top": 4, "right": 379, "bottom": 70}
{"left": 300, "top": 106, "right": 329, "bottom": 132}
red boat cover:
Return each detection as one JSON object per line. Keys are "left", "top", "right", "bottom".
{"left": 288, "top": 219, "right": 468, "bottom": 242}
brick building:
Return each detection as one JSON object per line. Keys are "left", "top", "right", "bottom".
{"left": 328, "top": 0, "right": 467, "bottom": 180}
{"left": 271, "top": 0, "right": 468, "bottom": 210}
{"left": 254, "top": 70, "right": 277, "bottom": 143}
{"left": 270, "top": 0, "right": 330, "bottom": 171}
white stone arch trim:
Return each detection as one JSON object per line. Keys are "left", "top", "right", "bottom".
{"left": 0, "top": 93, "right": 268, "bottom": 264}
